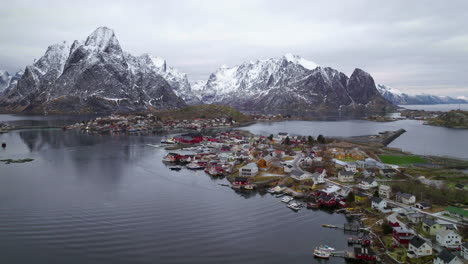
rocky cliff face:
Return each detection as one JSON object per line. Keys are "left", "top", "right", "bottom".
{"left": 0, "top": 27, "right": 186, "bottom": 114}
{"left": 376, "top": 84, "right": 467, "bottom": 105}
{"left": 196, "top": 54, "right": 393, "bottom": 114}
{"left": 0, "top": 70, "right": 11, "bottom": 93}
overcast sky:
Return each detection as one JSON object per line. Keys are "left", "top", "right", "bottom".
{"left": 1, "top": 0, "right": 467, "bottom": 97}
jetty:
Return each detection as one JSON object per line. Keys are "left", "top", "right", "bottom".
{"left": 329, "top": 129, "right": 406, "bottom": 147}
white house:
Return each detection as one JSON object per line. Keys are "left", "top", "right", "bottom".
{"left": 379, "top": 185, "right": 392, "bottom": 199}
{"left": 396, "top": 192, "right": 416, "bottom": 205}
{"left": 371, "top": 197, "right": 387, "bottom": 211}
{"left": 434, "top": 249, "right": 462, "bottom": 264}
{"left": 408, "top": 236, "right": 432, "bottom": 258}
{"left": 345, "top": 162, "right": 358, "bottom": 173}
{"left": 359, "top": 177, "right": 378, "bottom": 190}
{"left": 312, "top": 169, "right": 326, "bottom": 184}
{"left": 338, "top": 170, "right": 355, "bottom": 182}
{"left": 436, "top": 229, "right": 462, "bottom": 249}
{"left": 290, "top": 169, "right": 310, "bottom": 181}
{"left": 362, "top": 169, "right": 374, "bottom": 177}
{"left": 239, "top": 162, "right": 258, "bottom": 177}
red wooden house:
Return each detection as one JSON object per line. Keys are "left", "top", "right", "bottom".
{"left": 392, "top": 226, "right": 414, "bottom": 245}
{"left": 317, "top": 194, "right": 337, "bottom": 207}
{"left": 174, "top": 133, "right": 203, "bottom": 144}
{"left": 354, "top": 247, "right": 377, "bottom": 261}
{"left": 233, "top": 177, "right": 250, "bottom": 186}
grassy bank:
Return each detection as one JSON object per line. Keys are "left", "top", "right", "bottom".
{"left": 378, "top": 154, "right": 427, "bottom": 166}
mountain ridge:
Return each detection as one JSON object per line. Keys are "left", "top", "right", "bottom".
{"left": 376, "top": 84, "right": 467, "bottom": 105}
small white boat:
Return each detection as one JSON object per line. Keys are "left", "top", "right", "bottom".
{"left": 187, "top": 162, "right": 203, "bottom": 170}
{"left": 146, "top": 144, "right": 161, "bottom": 148}
{"left": 243, "top": 184, "right": 254, "bottom": 190}
{"left": 281, "top": 196, "right": 294, "bottom": 203}
{"left": 313, "top": 248, "right": 330, "bottom": 259}
{"left": 161, "top": 138, "right": 176, "bottom": 144}
{"left": 287, "top": 202, "right": 301, "bottom": 211}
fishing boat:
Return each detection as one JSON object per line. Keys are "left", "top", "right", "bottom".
{"left": 186, "top": 162, "right": 204, "bottom": 170}
{"left": 287, "top": 202, "right": 301, "bottom": 211}
{"left": 243, "top": 184, "right": 254, "bottom": 190}
{"left": 161, "top": 137, "right": 176, "bottom": 144}
{"left": 307, "top": 202, "right": 319, "bottom": 209}
{"left": 281, "top": 196, "right": 294, "bottom": 203}
{"left": 313, "top": 248, "right": 331, "bottom": 259}
{"left": 169, "top": 166, "right": 182, "bottom": 171}
{"left": 322, "top": 224, "right": 337, "bottom": 228}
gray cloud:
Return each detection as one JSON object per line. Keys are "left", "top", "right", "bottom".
{"left": 1, "top": 0, "right": 467, "bottom": 97}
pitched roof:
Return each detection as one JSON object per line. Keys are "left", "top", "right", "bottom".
{"left": 409, "top": 236, "right": 427, "bottom": 249}
{"left": 436, "top": 228, "right": 458, "bottom": 238}
{"left": 363, "top": 177, "right": 376, "bottom": 184}
{"left": 437, "top": 249, "right": 457, "bottom": 263}
{"left": 235, "top": 177, "right": 249, "bottom": 182}
{"left": 291, "top": 169, "right": 304, "bottom": 177}
{"left": 241, "top": 162, "right": 258, "bottom": 170}
{"left": 422, "top": 217, "right": 437, "bottom": 227}
{"left": 371, "top": 197, "right": 383, "bottom": 204}
{"left": 339, "top": 170, "right": 354, "bottom": 176}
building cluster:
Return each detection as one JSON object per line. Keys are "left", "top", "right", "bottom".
{"left": 66, "top": 114, "right": 237, "bottom": 133}
{"left": 159, "top": 130, "right": 468, "bottom": 263}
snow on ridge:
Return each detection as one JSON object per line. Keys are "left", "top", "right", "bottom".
{"left": 376, "top": 84, "right": 405, "bottom": 95}
{"left": 283, "top": 53, "right": 319, "bottom": 70}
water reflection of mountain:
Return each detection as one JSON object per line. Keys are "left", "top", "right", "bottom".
{"left": 17, "top": 129, "right": 160, "bottom": 188}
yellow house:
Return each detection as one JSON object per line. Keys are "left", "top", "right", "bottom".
{"left": 422, "top": 218, "right": 443, "bottom": 235}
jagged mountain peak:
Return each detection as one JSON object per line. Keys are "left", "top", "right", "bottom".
{"left": 0, "top": 26, "right": 188, "bottom": 113}
{"left": 0, "top": 70, "right": 11, "bottom": 92}
{"left": 196, "top": 55, "right": 392, "bottom": 114}
{"left": 84, "top": 26, "right": 122, "bottom": 55}
{"left": 282, "top": 53, "right": 319, "bottom": 70}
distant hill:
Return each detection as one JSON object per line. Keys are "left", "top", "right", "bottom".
{"left": 152, "top": 104, "right": 253, "bottom": 123}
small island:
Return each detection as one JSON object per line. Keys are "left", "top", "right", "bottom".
{"left": 427, "top": 110, "right": 468, "bottom": 128}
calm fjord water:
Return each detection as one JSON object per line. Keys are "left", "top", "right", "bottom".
{"left": 1, "top": 114, "right": 467, "bottom": 264}
{"left": 0, "top": 121, "right": 348, "bottom": 264}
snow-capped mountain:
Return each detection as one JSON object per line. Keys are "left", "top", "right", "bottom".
{"left": 0, "top": 27, "right": 186, "bottom": 114}
{"left": 191, "top": 80, "right": 207, "bottom": 101}
{"left": 0, "top": 70, "right": 11, "bottom": 92}
{"left": 376, "top": 84, "right": 467, "bottom": 105}
{"left": 197, "top": 54, "right": 392, "bottom": 114}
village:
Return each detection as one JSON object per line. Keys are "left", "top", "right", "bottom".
{"left": 159, "top": 130, "right": 468, "bottom": 264}
{"left": 64, "top": 113, "right": 242, "bottom": 133}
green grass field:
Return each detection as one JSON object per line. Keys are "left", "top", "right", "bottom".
{"left": 378, "top": 154, "right": 427, "bottom": 166}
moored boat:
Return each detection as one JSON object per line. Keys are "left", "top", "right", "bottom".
{"left": 287, "top": 202, "right": 301, "bottom": 211}
{"left": 169, "top": 166, "right": 182, "bottom": 171}
{"left": 186, "top": 162, "right": 204, "bottom": 170}
{"left": 281, "top": 196, "right": 294, "bottom": 203}
{"left": 307, "top": 202, "right": 319, "bottom": 209}
{"left": 313, "top": 248, "right": 331, "bottom": 259}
